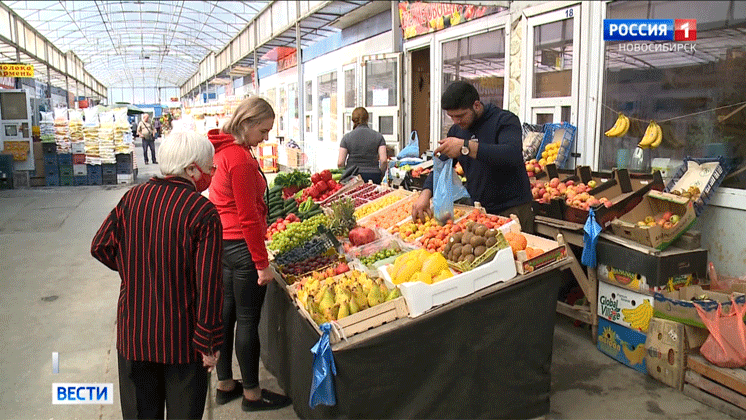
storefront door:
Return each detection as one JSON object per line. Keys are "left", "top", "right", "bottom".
{"left": 361, "top": 53, "right": 402, "bottom": 149}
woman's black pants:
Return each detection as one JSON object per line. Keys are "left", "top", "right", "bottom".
{"left": 216, "top": 239, "right": 267, "bottom": 389}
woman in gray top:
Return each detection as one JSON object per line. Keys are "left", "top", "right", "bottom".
{"left": 338, "top": 107, "right": 387, "bottom": 184}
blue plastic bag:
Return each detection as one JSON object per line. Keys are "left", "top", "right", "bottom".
{"left": 581, "top": 208, "right": 602, "bottom": 268}
{"left": 309, "top": 323, "right": 337, "bottom": 408}
{"left": 433, "top": 155, "right": 470, "bottom": 224}
{"left": 397, "top": 131, "right": 420, "bottom": 159}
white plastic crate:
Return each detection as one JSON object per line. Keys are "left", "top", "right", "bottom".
{"left": 380, "top": 246, "right": 516, "bottom": 317}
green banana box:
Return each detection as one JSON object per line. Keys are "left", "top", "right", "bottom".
{"left": 598, "top": 279, "right": 654, "bottom": 333}
{"left": 597, "top": 317, "right": 648, "bottom": 374}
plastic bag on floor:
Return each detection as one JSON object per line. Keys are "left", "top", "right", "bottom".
{"left": 694, "top": 296, "right": 746, "bottom": 368}
{"left": 433, "top": 155, "right": 470, "bottom": 224}
{"left": 309, "top": 323, "right": 337, "bottom": 408}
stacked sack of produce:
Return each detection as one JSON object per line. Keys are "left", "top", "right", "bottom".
{"left": 40, "top": 111, "right": 55, "bottom": 143}
{"left": 83, "top": 107, "right": 101, "bottom": 165}
{"left": 98, "top": 111, "right": 116, "bottom": 164}
{"left": 69, "top": 109, "right": 84, "bottom": 151}
{"left": 54, "top": 107, "right": 71, "bottom": 154}
{"left": 113, "top": 108, "right": 132, "bottom": 154}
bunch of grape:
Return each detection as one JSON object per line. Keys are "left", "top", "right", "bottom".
{"left": 359, "top": 248, "right": 399, "bottom": 266}
{"left": 283, "top": 254, "right": 338, "bottom": 277}
{"left": 275, "top": 236, "right": 329, "bottom": 266}
{"left": 268, "top": 214, "right": 329, "bottom": 254}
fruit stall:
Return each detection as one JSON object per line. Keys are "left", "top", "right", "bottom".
{"left": 255, "top": 169, "right": 572, "bottom": 419}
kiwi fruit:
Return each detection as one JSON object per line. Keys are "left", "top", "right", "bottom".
{"left": 485, "top": 229, "right": 497, "bottom": 238}
{"left": 465, "top": 221, "right": 476, "bottom": 233}
{"left": 461, "top": 232, "right": 474, "bottom": 245}
{"left": 470, "top": 235, "right": 486, "bottom": 247}
{"left": 451, "top": 244, "right": 463, "bottom": 258}
{"left": 457, "top": 254, "right": 466, "bottom": 263}
{"left": 461, "top": 244, "right": 473, "bottom": 256}
{"left": 452, "top": 232, "right": 464, "bottom": 244}
{"left": 474, "top": 245, "right": 487, "bottom": 257}
{"left": 464, "top": 254, "right": 476, "bottom": 265}
{"left": 485, "top": 236, "right": 498, "bottom": 248}
{"left": 444, "top": 241, "right": 453, "bottom": 254}
{"left": 474, "top": 224, "right": 488, "bottom": 237}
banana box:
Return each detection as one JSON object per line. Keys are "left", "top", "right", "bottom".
{"left": 597, "top": 264, "right": 696, "bottom": 293}
{"left": 598, "top": 279, "right": 654, "bottom": 333}
{"left": 597, "top": 317, "right": 647, "bottom": 374}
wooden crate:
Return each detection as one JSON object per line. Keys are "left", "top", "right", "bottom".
{"left": 297, "top": 296, "right": 408, "bottom": 345}
{"left": 684, "top": 354, "right": 746, "bottom": 418}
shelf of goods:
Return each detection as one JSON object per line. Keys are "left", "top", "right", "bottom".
{"left": 262, "top": 181, "right": 572, "bottom": 418}
{"left": 256, "top": 143, "right": 278, "bottom": 173}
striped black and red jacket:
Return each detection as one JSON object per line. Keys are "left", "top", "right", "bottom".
{"left": 91, "top": 176, "right": 224, "bottom": 364}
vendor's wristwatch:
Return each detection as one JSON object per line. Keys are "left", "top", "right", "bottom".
{"left": 461, "top": 138, "right": 470, "bottom": 155}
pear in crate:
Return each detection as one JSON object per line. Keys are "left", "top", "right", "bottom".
{"left": 386, "top": 287, "right": 402, "bottom": 301}
{"left": 337, "top": 303, "right": 350, "bottom": 320}
{"left": 367, "top": 283, "right": 384, "bottom": 307}
{"left": 352, "top": 286, "right": 368, "bottom": 311}
{"left": 318, "top": 287, "right": 335, "bottom": 312}
{"left": 349, "top": 298, "right": 361, "bottom": 315}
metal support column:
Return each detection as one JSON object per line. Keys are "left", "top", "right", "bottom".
{"left": 296, "top": 20, "right": 304, "bottom": 158}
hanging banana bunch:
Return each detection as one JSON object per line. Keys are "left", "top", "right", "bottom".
{"left": 605, "top": 113, "right": 630, "bottom": 137}
{"left": 638, "top": 121, "right": 663, "bottom": 149}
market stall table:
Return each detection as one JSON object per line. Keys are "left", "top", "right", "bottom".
{"left": 259, "top": 259, "right": 571, "bottom": 419}
{"left": 534, "top": 215, "right": 598, "bottom": 341}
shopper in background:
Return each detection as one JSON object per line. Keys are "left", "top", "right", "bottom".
{"left": 91, "top": 131, "right": 224, "bottom": 420}
{"left": 412, "top": 80, "right": 535, "bottom": 233}
{"left": 338, "top": 106, "right": 387, "bottom": 184}
{"left": 137, "top": 113, "right": 158, "bottom": 164}
{"left": 154, "top": 116, "right": 162, "bottom": 139}
{"left": 207, "top": 96, "right": 292, "bottom": 412}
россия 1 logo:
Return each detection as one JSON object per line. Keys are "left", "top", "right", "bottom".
{"left": 604, "top": 19, "right": 696, "bottom": 41}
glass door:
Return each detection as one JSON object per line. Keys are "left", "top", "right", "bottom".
{"left": 362, "top": 53, "right": 402, "bottom": 146}
{"left": 524, "top": 5, "right": 580, "bottom": 125}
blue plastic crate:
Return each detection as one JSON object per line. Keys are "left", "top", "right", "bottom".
{"left": 102, "top": 163, "right": 116, "bottom": 176}
{"left": 43, "top": 155, "right": 58, "bottom": 166}
{"left": 0, "top": 154, "right": 13, "bottom": 174}
{"left": 44, "top": 164, "right": 59, "bottom": 177}
{"left": 535, "top": 122, "right": 577, "bottom": 169}
{"left": 88, "top": 171, "right": 102, "bottom": 185}
{"left": 57, "top": 154, "right": 73, "bottom": 166}
{"left": 87, "top": 164, "right": 102, "bottom": 176}
{"left": 116, "top": 162, "right": 133, "bottom": 174}
{"left": 46, "top": 174, "right": 59, "bottom": 186}
{"left": 664, "top": 156, "right": 728, "bottom": 217}
{"left": 59, "top": 165, "right": 73, "bottom": 177}
{"left": 60, "top": 176, "right": 73, "bottom": 186}
{"left": 74, "top": 175, "right": 88, "bottom": 186}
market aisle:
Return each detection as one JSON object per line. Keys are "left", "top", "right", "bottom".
{"left": 0, "top": 171, "right": 731, "bottom": 420}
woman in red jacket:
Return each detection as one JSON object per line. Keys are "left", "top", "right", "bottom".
{"left": 207, "top": 96, "right": 291, "bottom": 411}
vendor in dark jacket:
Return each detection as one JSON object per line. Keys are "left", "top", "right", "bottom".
{"left": 412, "top": 80, "right": 535, "bottom": 233}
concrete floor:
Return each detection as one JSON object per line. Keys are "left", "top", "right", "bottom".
{"left": 0, "top": 141, "right": 735, "bottom": 419}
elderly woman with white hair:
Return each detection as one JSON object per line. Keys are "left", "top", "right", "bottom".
{"left": 91, "top": 131, "right": 224, "bottom": 420}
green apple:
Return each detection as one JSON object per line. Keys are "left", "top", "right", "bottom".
{"left": 587, "top": 180, "right": 598, "bottom": 188}
{"left": 670, "top": 214, "right": 680, "bottom": 225}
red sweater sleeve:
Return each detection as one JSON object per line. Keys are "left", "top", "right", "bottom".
{"left": 230, "top": 160, "right": 270, "bottom": 270}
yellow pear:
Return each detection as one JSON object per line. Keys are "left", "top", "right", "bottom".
{"left": 349, "top": 298, "right": 360, "bottom": 314}
{"left": 367, "top": 283, "right": 384, "bottom": 307}
{"left": 318, "top": 287, "right": 335, "bottom": 312}
{"left": 385, "top": 287, "right": 401, "bottom": 301}
{"left": 352, "top": 286, "right": 368, "bottom": 310}
{"left": 337, "top": 303, "right": 350, "bottom": 319}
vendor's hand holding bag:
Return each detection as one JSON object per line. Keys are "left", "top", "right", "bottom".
{"left": 432, "top": 155, "right": 470, "bottom": 224}
{"left": 694, "top": 296, "right": 746, "bottom": 368}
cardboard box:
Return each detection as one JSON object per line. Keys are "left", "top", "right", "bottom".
{"left": 684, "top": 324, "right": 710, "bottom": 350}
{"left": 598, "top": 280, "right": 655, "bottom": 332}
{"left": 597, "top": 317, "right": 648, "bottom": 374}
{"left": 597, "top": 263, "right": 697, "bottom": 293}
{"left": 286, "top": 147, "right": 303, "bottom": 168}
{"left": 653, "top": 285, "right": 745, "bottom": 329}
{"left": 646, "top": 317, "right": 686, "bottom": 390}
{"left": 596, "top": 237, "right": 707, "bottom": 288}
{"left": 514, "top": 232, "right": 567, "bottom": 275}
{"left": 610, "top": 190, "right": 696, "bottom": 250}
{"left": 564, "top": 168, "right": 665, "bottom": 228}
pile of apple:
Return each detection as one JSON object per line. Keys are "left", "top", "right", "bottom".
{"left": 531, "top": 177, "right": 612, "bottom": 211}
{"left": 525, "top": 159, "right": 544, "bottom": 178}
{"left": 637, "top": 211, "right": 681, "bottom": 230}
